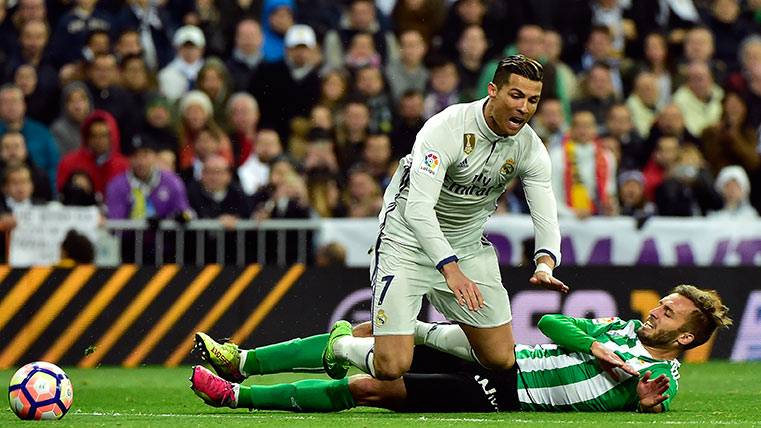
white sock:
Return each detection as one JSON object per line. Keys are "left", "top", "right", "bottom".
{"left": 414, "top": 321, "right": 475, "bottom": 362}
{"left": 333, "top": 336, "right": 376, "bottom": 377}
{"left": 238, "top": 349, "right": 248, "bottom": 378}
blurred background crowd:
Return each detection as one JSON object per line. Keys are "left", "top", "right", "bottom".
{"left": 0, "top": 0, "right": 760, "bottom": 240}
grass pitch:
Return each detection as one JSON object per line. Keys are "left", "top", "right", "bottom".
{"left": 2, "top": 362, "right": 761, "bottom": 427}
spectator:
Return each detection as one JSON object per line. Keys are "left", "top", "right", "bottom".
{"left": 673, "top": 61, "right": 724, "bottom": 138}
{"left": 543, "top": 29, "right": 579, "bottom": 112}
{"left": 579, "top": 25, "right": 625, "bottom": 98}
{"left": 0, "top": 164, "right": 40, "bottom": 212}
{"left": 384, "top": 29, "right": 429, "bottom": 103}
{"left": 303, "top": 128, "right": 340, "bottom": 177}
{"left": 177, "top": 90, "right": 234, "bottom": 170}
{"left": 531, "top": 98, "right": 567, "bottom": 150}
{"left": 354, "top": 65, "right": 393, "bottom": 134}
{"left": 48, "top": 0, "right": 113, "bottom": 68}
{"left": 390, "top": 0, "right": 446, "bottom": 45}
{"left": 189, "top": 0, "right": 226, "bottom": 58}
{"left": 323, "top": 0, "right": 398, "bottom": 70}
{"left": 335, "top": 99, "right": 369, "bottom": 169}
{"left": 743, "top": 62, "right": 761, "bottom": 130}
{"left": 7, "top": 19, "right": 60, "bottom": 124}
{"left": 678, "top": 26, "right": 726, "bottom": 83}
{"left": 238, "top": 128, "right": 282, "bottom": 196}
{"left": 51, "top": 82, "right": 93, "bottom": 156}
{"left": 114, "top": 0, "right": 173, "bottom": 70}
{"left": 625, "top": 71, "right": 660, "bottom": 139}
{"left": 113, "top": 28, "right": 142, "bottom": 62}
{"left": 85, "top": 53, "right": 141, "bottom": 142}
{"left": 59, "top": 229, "right": 95, "bottom": 265}
{"left": 704, "top": 0, "right": 756, "bottom": 72}
{"left": 251, "top": 156, "right": 310, "bottom": 220}
{"left": 225, "top": 19, "right": 264, "bottom": 92}
{"left": 226, "top": 92, "right": 259, "bottom": 167}
{"left": 550, "top": 110, "right": 617, "bottom": 218}
{"left": 590, "top": 0, "right": 629, "bottom": 55}
{"left": 343, "top": 166, "right": 382, "bottom": 218}
{"left": 260, "top": 0, "right": 295, "bottom": 64}
{"left": 645, "top": 103, "right": 700, "bottom": 159}
{"left": 140, "top": 95, "right": 178, "bottom": 155}
{"left": 314, "top": 241, "right": 347, "bottom": 266}
{"left": 344, "top": 32, "right": 382, "bottom": 73}
{"left": 438, "top": 0, "right": 502, "bottom": 61}
{"left": 15, "top": 64, "right": 58, "bottom": 126}
{"left": 196, "top": 57, "right": 232, "bottom": 126}
{"left": 218, "top": 1, "right": 264, "bottom": 54}
{"left": 309, "top": 104, "right": 334, "bottom": 134}
{"left": 11, "top": 0, "right": 48, "bottom": 30}
{"left": 307, "top": 173, "right": 346, "bottom": 218}
{"left": 709, "top": 165, "right": 758, "bottom": 219}
{"left": 604, "top": 103, "right": 647, "bottom": 171}
{"left": 0, "top": 84, "right": 60, "bottom": 190}
{"left": 60, "top": 171, "right": 98, "bottom": 206}
{"left": 120, "top": 53, "right": 158, "bottom": 117}
{"left": 319, "top": 69, "right": 349, "bottom": 115}
{"left": 0, "top": 131, "right": 51, "bottom": 201}
{"left": 702, "top": 92, "right": 760, "bottom": 177}
{"left": 180, "top": 126, "right": 228, "bottom": 184}
{"left": 618, "top": 170, "right": 656, "bottom": 227}
{"left": 423, "top": 58, "right": 460, "bottom": 119}
{"left": 635, "top": 32, "right": 675, "bottom": 109}
{"left": 57, "top": 110, "right": 129, "bottom": 196}
{"left": 252, "top": 24, "right": 322, "bottom": 140}
{"left": 571, "top": 62, "right": 618, "bottom": 126}
{"left": 81, "top": 28, "right": 111, "bottom": 63}
{"left": 642, "top": 135, "right": 680, "bottom": 201}
{"left": 725, "top": 35, "right": 761, "bottom": 95}
{"left": 655, "top": 144, "right": 721, "bottom": 216}
{"left": 359, "top": 133, "right": 393, "bottom": 188}
{"left": 455, "top": 24, "right": 488, "bottom": 102}
{"left": 158, "top": 25, "right": 206, "bottom": 103}
{"left": 187, "top": 154, "right": 251, "bottom": 224}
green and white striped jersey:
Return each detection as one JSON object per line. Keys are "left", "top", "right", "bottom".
{"left": 515, "top": 317, "right": 680, "bottom": 412}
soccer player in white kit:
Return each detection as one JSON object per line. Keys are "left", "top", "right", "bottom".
{"left": 324, "top": 55, "right": 569, "bottom": 381}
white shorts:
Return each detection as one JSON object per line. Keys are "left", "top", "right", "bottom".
{"left": 369, "top": 238, "right": 512, "bottom": 335}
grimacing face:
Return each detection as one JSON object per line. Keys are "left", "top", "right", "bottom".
{"left": 636, "top": 293, "right": 698, "bottom": 348}
{"left": 486, "top": 73, "right": 542, "bottom": 136}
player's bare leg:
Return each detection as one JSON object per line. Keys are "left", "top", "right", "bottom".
{"left": 348, "top": 374, "right": 407, "bottom": 410}
{"left": 372, "top": 335, "right": 415, "bottom": 380}
{"left": 459, "top": 323, "right": 515, "bottom": 369}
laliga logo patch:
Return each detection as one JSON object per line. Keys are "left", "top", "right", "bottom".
{"left": 375, "top": 309, "right": 388, "bottom": 327}
{"left": 500, "top": 158, "right": 516, "bottom": 175}
{"left": 419, "top": 151, "right": 440, "bottom": 176}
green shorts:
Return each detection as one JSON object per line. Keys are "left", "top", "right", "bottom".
{"left": 369, "top": 238, "right": 512, "bottom": 336}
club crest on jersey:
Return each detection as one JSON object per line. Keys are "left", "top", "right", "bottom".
{"left": 500, "top": 158, "right": 516, "bottom": 175}
{"left": 419, "top": 151, "right": 440, "bottom": 176}
{"left": 375, "top": 309, "right": 388, "bottom": 327}
{"left": 463, "top": 133, "right": 476, "bottom": 155}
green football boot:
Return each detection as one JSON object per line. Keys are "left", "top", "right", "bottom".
{"left": 322, "top": 320, "right": 353, "bottom": 379}
{"left": 192, "top": 332, "right": 245, "bottom": 383}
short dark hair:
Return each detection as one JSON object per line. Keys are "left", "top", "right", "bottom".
{"left": 492, "top": 54, "right": 543, "bottom": 87}
{"left": 61, "top": 229, "right": 95, "bottom": 264}
{"left": 672, "top": 284, "right": 732, "bottom": 349}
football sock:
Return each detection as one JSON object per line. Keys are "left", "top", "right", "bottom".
{"left": 237, "top": 378, "right": 355, "bottom": 412}
{"left": 333, "top": 336, "right": 376, "bottom": 377}
{"left": 241, "top": 334, "right": 329, "bottom": 376}
{"left": 414, "top": 321, "right": 476, "bottom": 363}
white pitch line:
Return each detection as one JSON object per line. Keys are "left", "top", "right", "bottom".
{"left": 71, "top": 412, "right": 754, "bottom": 425}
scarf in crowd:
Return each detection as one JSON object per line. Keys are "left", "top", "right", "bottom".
{"left": 563, "top": 137, "right": 609, "bottom": 214}
{"left": 128, "top": 170, "right": 159, "bottom": 219}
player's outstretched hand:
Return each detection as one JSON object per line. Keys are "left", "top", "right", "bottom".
{"left": 529, "top": 271, "right": 569, "bottom": 293}
{"left": 590, "top": 341, "right": 639, "bottom": 381}
{"left": 637, "top": 371, "right": 670, "bottom": 411}
{"left": 441, "top": 262, "right": 484, "bottom": 311}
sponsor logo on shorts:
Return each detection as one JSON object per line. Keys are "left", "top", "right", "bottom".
{"left": 375, "top": 309, "right": 388, "bottom": 327}
{"left": 463, "top": 133, "right": 476, "bottom": 154}
{"left": 419, "top": 151, "right": 440, "bottom": 177}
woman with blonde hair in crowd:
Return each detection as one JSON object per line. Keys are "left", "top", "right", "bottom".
{"left": 196, "top": 57, "right": 232, "bottom": 126}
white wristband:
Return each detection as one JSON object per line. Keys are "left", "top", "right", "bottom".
{"left": 534, "top": 262, "right": 553, "bottom": 276}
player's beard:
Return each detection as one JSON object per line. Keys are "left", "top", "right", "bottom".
{"left": 636, "top": 326, "right": 680, "bottom": 347}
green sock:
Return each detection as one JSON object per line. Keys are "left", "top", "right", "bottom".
{"left": 243, "top": 334, "right": 329, "bottom": 375}
{"left": 237, "top": 378, "right": 355, "bottom": 412}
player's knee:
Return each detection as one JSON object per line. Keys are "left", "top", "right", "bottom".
{"left": 372, "top": 352, "right": 411, "bottom": 380}
{"left": 476, "top": 349, "right": 515, "bottom": 371}
{"left": 352, "top": 322, "right": 373, "bottom": 337}
{"left": 348, "top": 375, "right": 382, "bottom": 404}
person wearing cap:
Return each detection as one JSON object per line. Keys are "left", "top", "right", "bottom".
{"left": 158, "top": 24, "right": 206, "bottom": 103}
{"left": 618, "top": 169, "right": 656, "bottom": 226}
{"left": 252, "top": 23, "right": 322, "bottom": 141}
{"left": 709, "top": 165, "right": 759, "bottom": 219}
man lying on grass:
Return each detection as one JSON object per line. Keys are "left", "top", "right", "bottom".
{"left": 190, "top": 285, "right": 731, "bottom": 413}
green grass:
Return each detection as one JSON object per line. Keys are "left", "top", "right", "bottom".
{"left": 2, "top": 363, "right": 761, "bottom": 427}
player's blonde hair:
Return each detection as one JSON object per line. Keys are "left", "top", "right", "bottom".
{"left": 672, "top": 284, "right": 732, "bottom": 349}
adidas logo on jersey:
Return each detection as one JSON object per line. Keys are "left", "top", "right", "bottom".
{"left": 457, "top": 159, "right": 468, "bottom": 168}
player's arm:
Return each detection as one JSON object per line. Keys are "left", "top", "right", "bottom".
{"left": 538, "top": 315, "right": 639, "bottom": 378}
{"left": 520, "top": 136, "right": 566, "bottom": 293}
{"left": 404, "top": 121, "right": 483, "bottom": 311}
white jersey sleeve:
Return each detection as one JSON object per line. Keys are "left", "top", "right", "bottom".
{"left": 404, "top": 115, "right": 462, "bottom": 268}
{"left": 520, "top": 133, "right": 562, "bottom": 266}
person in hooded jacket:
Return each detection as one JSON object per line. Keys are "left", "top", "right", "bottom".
{"left": 57, "top": 109, "right": 129, "bottom": 197}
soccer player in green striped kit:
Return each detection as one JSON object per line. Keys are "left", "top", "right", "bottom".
{"left": 191, "top": 284, "right": 732, "bottom": 413}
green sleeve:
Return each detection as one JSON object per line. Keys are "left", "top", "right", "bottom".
{"left": 537, "top": 314, "right": 618, "bottom": 353}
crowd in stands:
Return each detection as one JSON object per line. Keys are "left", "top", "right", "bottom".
{"left": 0, "top": 0, "right": 760, "bottom": 239}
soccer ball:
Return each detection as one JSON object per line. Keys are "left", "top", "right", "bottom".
{"left": 8, "top": 361, "right": 73, "bottom": 420}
